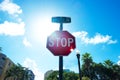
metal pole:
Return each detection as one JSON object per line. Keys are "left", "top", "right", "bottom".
{"left": 59, "top": 56, "right": 63, "bottom": 80}
{"left": 59, "top": 22, "right": 63, "bottom": 80}
{"left": 51, "top": 17, "right": 71, "bottom": 80}
{"left": 59, "top": 23, "right": 63, "bottom": 31}
{"left": 76, "top": 53, "right": 82, "bottom": 80}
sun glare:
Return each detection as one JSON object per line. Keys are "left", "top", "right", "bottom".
{"left": 31, "top": 14, "right": 59, "bottom": 46}
{"left": 70, "top": 48, "right": 74, "bottom": 52}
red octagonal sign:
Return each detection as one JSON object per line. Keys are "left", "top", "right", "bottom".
{"left": 46, "top": 31, "right": 76, "bottom": 56}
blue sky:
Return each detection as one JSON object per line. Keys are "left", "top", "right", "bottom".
{"left": 0, "top": 0, "right": 120, "bottom": 80}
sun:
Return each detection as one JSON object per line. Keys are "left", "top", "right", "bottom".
{"left": 30, "top": 14, "right": 59, "bottom": 46}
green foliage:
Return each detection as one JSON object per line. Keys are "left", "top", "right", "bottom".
{"left": 82, "top": 53, "right": 94, "bottom": 79}
{"left": 0, "top": 47, "right": 2, "bottom": 52}
{"left": 5, "top": 63, "right": 30, "bottom": 80}
{"left": 46, "top": 71, "right": 58, "bottom": 80}
{"left": 46, "top": 71, "right": 79, "bottom": 80}
{"left": 63, "top": 71, "right": 78, "bottom": 80}
{"left": 81, "top": 53, "right": 120, "bottom": 80}
{"left": 82, "top": 76, "right": 90, "bottom": 80}
{"left": 46, "top": 52, "right": 120, "bottom": 80}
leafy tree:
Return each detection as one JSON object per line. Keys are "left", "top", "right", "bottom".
{"left": 112, "top": 64, "right": 120, "bottom": 80}
{"left": 0, "top": 47, "right": 2, "bottom": 52}
{"left": 102, "top": 60, "right": 120, "bottom": 80}
{"left": 82, "top": 76, "right": 90, "bottom": 80}
{"left": 81, "top": 53, "right": 120, "bottom": 80}
{"left": 81, "top": 53, "right": 93, "bottom": 79}
{"left": 104, "top": 60, "right": 113, "bottom": 68}
{"left": 4, "top": 63, "right": 30, "bottom": 80}
{"left": 46, "top": 71, "right": 79, "bottom": 80}
{"left": 82, "top": 53, "right": 93, "bottom": 68}
{"left": 45, "top": 71, "right": 58, "bottom": 80}
{"left": 92, "top": 62, "right": 107, "bottom": 79}
{"left": 46, "top": 53, "right": 120, "bottom": 80}
{"left": 63, "top": 71, "right": 78, "bottom": 80}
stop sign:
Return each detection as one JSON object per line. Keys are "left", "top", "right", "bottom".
{"left": 46, "top": 31, "right": 76, "bottom": 56}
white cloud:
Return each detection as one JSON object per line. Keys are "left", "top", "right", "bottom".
{"left": 23, "top": 58, "right": 44, "bottom": 80}
{"left": 73, "top": 31, "right": 117, "bottom": 45}
{"left": 0, "top": 21, "right": 25, "bottom": 36}
{"left": 23, "top": 37, "right": 32, "bottom": 47}
{"left": 0, "top": 0, "right": 22, "bottom": 16}
{"left": 117, "top": 60, "right": 120, "bottom": 66}
{"left": 117, "top": 56, "right": 120, "bottom": 66}
{"left": 0, "top": 0, "right": 25, "bottom": 36}
{"left": 108, "top": 40, "right": 117, "bottom": 44}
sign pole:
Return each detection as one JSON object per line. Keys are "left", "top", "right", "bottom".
{"left": 50, "top": 17, "right": 73, "bottom": 80}
{"left": 59, "top": 56, "right": 63, "bottom": 80}
{"left": 59, "top": 22, "right": 63, "bottom": 80}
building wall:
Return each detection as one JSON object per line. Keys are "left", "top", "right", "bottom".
{"left": 27, "top": 70, "right": 35, "bottom": 80}
{"left": 0, "top": 53, "right": 14, "bottom": 80}
{"left": 0, "top": 53, "right": 6, "bottom": 75}
{"left": 0, "top": 53, "right": 35, "bottom": 80}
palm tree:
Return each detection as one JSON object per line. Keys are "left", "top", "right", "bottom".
{"left": 0, "top": 47, "right": 1, "bottom": 50}
{"left": 112, "top": 64, "right": 120, "bottom": 80}
{"left": 81, "top": 53, "right": 93, "bottom": 79}
{"left": 4, "top": 63, "right": 30, "bottom": 80}
{"left": 82, "top": 53, "right": 93, "bottom": 68}
{"left": 93, "top": 63, "right": 107, "bottom": 79}
{"left": 103, "top": 60, "right": 114, "bottom": 79}
{"left": 104, "top": 60, "right": 113, "bottom": 68}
